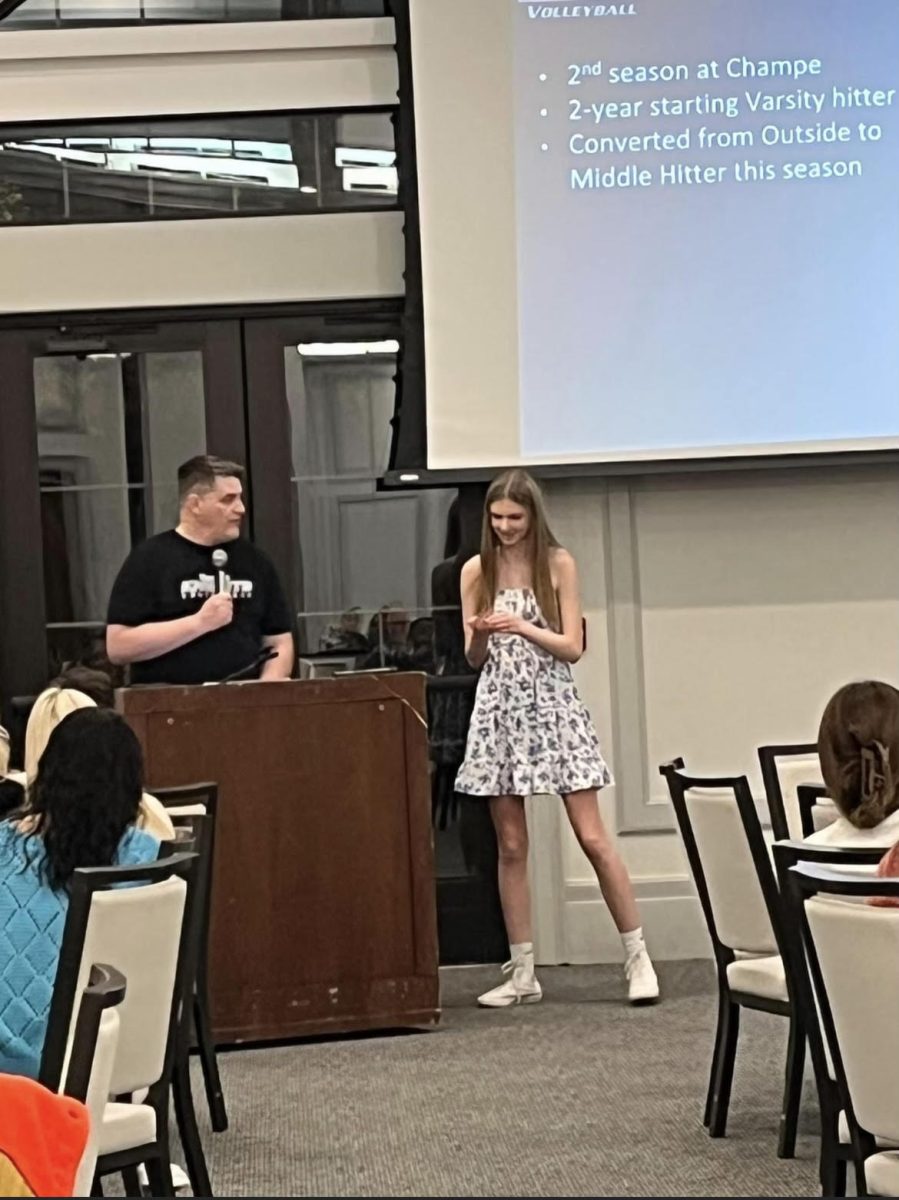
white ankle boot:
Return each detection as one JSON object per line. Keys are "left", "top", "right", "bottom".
{"left": 478, "top": 951, "right": 543, "bottom": 1008}
{"left": 625, "top": 948, "right": 660, "bottom": 1005}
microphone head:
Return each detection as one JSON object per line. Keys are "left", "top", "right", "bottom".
{"left": 212, "top": 549, "right": 229, "bottom": 569}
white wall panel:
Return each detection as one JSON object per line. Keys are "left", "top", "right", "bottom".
{"left": 529, "top": 469, "right": 899, "bottom": 964}
{"left": 0, "top": 211, "right": 405, "bottom": 314}
{"left": 0, "top": 18, "right": 398, "bottom": 119}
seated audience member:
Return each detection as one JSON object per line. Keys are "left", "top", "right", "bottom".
{"left": 24, "top": 683, "right": 174, "bottom": 841}
{"left": 0, "top": 708, "right": 159, "bottom": 1078}
{"left": 805, "top": 680, "right": 899, "bottom": 848}
{"left": 360, "top": 604, "right": 414, "bottom": 670}
{"left": 318, "top": 608, "right": 369, "bottom": 656}
{"left": 0, "top": 726, "right": 25, "bottom": 820}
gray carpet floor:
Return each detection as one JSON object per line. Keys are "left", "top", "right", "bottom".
{"left": 183, "top": 962, "right": 821, "bottom": 1197}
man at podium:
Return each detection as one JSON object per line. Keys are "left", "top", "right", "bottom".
{"left": 105, "top": 455, "right": 294, "bottom": 685}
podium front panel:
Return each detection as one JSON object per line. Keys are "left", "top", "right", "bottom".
{"left": 119, "top": 675, "right": 439, "bottom": 1042}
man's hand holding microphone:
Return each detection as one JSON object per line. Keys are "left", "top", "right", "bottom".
{"left": 197, "top": 548, "right": 233, "bottom": 632}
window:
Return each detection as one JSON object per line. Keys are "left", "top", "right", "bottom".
{"left": 0, "top": 111, "right": 397, "bottom": 225}
{"left": 0, "top": 0, "right": 387, "bottom": 31}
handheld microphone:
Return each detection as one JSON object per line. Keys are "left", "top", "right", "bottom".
{"left": 211, "top": 548, "right": 229, "bottom": 596}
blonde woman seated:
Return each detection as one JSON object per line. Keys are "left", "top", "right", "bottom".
{"left": 805, "top": 680, "right": 899, "bottom": 848}
{"left": 24, "top": 684, "right": 174, "bottom": 842}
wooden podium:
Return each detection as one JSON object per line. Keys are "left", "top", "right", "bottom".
{"left": 117, "top": 674, "right": 440, "bottom": 1043}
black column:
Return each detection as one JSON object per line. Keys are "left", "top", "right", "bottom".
{"left": 0, "top": 331, "right": 48, "bottom": 723}
{"left": 386, "top": 0, "right": 427, "bottom": 472}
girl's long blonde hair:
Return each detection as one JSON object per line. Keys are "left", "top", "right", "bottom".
{"left": 476, "top": 469, "right": 561, "bottom": 629}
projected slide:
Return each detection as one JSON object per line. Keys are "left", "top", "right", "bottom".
{"left": 514, "top": 0, "right": 899, "bottom": 461}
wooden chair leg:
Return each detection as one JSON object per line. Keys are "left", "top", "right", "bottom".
{"left": 708, "top": 996, "right": 740, "bottom": 1139}
{"left": 193, "top": 991, "right": 228, "bottom": 1133}
{"left": 172, "top": 1057, "right": 214, "bottom": 1197}
{"left": 777, "top": 1016, "right": 805, "bottom": 1159}
{"left": 90, "top": 1177, "right": 105, "bottom": 1198}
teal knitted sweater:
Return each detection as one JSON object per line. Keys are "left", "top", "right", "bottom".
{"left": 0, "top": 821, "right": 158, "bottom": 1078}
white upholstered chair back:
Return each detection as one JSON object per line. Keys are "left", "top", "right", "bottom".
{"left": 805, "top": 896, "right": 899, "bottom": 1147}
{"left": 70, "top": 877, "right": 187, "bottom": 1096}
{"left": 685, "top": 787, "right": 777, "bottom": 955}
{"left": 164, "top": 803, "right": 207, "bottom": 819}
{"left": 775, "top": 755, "right": 826, "bottom": 839}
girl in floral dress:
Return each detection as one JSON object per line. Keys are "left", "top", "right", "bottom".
{"left": 455, "top": 470, "right": 659, "bottom": 1007}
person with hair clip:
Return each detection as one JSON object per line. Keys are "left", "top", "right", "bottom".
{"left": 455, "top": 469, "right": 659, "bottom": 1007}
{"left": 0, "top": 708, "right": 159, "bottom": 1078}
{"left": 805, "top": 680, "right": 899, "bottom": 848}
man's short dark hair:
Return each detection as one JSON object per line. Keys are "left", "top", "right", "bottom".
{"left": 178, "top": 455, "right": 245, "bottom": 503}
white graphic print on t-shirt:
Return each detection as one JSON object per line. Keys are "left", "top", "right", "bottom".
{"left": 180, "top": 574, "right": 254, "bottom": 600}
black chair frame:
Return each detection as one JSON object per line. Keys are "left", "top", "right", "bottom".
{"left": 63, "top": 962, "right": 128, "bottom": 1104}
{"left": 6, "top": 693, "right": 35, "bottom": 770}
{"left": 777, "top": 846, "right": 893, "bottom": 1197}
{"left": 795, "top": 783, "right": 832, "bottom": 839}
{"left": 157, "top": 811, "right": 216, "bottom": 1197}
{"left": 660, "top": 759, "right": 804, "bottom": 1158}
{"left": 758, "top": 742, "right": 819, "bottom": 841}
{"left": 151, "top": 781, "right": 228, "bottom": 1137}
{"left": 40, "top": 852, "right": 198, "bottom": 1199}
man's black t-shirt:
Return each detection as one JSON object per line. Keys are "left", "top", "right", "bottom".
{"left": 107, "top": 531, "right": 293, "bottom": 685}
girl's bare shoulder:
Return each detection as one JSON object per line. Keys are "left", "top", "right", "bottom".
{"left": 550, "top": 547, "right": 576, "bottom": 573}
{"left": 460, "top": 555, "right": 483, "bottom": 585}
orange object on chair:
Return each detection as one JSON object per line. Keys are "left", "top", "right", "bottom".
{"left": 870, "top": 840, "right": 899, "bottom": 908}
{"left": 0, "top": 1074, "right": 89, "bottom": 1197}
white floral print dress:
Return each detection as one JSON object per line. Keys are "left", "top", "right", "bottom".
{"left": 454, "top": 587, "right": 613, "bottom": 798}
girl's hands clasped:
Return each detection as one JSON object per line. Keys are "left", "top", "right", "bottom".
{"left": 483, "top": 611, "right": 530, "bottom": 637}
{"left": 466, "top": 611, "right": 533, "bottom": 640}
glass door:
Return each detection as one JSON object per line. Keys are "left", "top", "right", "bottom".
{"left": 0, "top": 319, "right": 245, "bottom": 695}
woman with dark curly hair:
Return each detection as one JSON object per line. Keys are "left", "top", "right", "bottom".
{"left": 0, "top": 707, "right": 159, "bottom": 1078}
